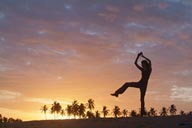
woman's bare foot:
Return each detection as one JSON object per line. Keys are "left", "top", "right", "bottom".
{"left": 111, "top": 93, "right": 118, "bottom": 97}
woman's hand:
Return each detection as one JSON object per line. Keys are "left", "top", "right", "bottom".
{"left": 138, "top": 52, "right": 143, "bottom": 56}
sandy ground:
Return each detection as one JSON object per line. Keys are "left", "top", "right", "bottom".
{"left": 5, "top": 115, "right": 192, "bottom": 128}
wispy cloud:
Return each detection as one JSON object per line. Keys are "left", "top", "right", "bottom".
{"left": 80, "top": 27, "right": 106, "bottom": 36}
{"left": 0, "top": 90, "right": 21, "bottom": 100}
{"left": 124, "top": 22, "right": 156, "bottom": 30}
{"left": 0, "top": 64, "right": 13, "bottom": 72}
{"left": 170, "top": 85, "right": 192, "bottom": 102}
{"left": 25, "top": 98, "right": 54, "bottom": 104}
{"left": 173, "top": 70, "right": 192, "bottom": 77}
{"left": 25, "top": 97, "right": 71, "bottom": 105}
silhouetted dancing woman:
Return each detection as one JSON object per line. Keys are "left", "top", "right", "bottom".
{"left": 111, "top": 52, "right": 152, "bottom": 117}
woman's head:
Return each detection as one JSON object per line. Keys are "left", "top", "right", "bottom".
{"left": 141, "top": 60, "right": 148, "bottom": 70}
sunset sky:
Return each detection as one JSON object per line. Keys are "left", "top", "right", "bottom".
{"left": 0, "top": 0, "right": 192, "bottom": 120}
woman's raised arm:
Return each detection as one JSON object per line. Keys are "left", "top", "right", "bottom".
{"left": 134, "top": 52, "right": 143, "bottom": 70}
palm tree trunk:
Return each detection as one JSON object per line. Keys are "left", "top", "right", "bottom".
{"left": 44, "top": 112, "right": 47, "bottom": 120}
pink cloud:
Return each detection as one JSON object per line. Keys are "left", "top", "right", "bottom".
{"left": 133, "top": 4, "right": 145, "bottom": 12}
{"left": 105, "top": 5, "right": 120, "bottom": 13}
{"left": 158, "top": 3, "right": 169, "bottom": 9}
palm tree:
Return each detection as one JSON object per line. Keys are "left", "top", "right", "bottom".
{"left": 148, "top": 107, "right": 157, "bottom": 117}
{"left": 15, "top": 118, "right": 22, "bottom": 122}
{"left": 8, "top": 118, "right": 15, "bottom": 123}
{"left": 60, "top": 109, "right": 65, "bottom": 118}
{"left": 113, "top": 106, "right": 121, "bottom": 118}
{"left": 159, "top": 107, "right": 168, "bottom": 116}
{"left": 66, "top": 105, "right": 73, "bottom": 118}
{"left": 95, "top": 110, "right": 101, "bottom": 118}
{"left": 3, "top": 117, "right": 8, "bottom": 123}
{"left": 51, "top": 101, "right": 62, "bottom": 119}
{"left": 51, "top": 102, "right": 56, "bottom": 119}
{"left": 169, "top": 104, "right": 177, "bottom": 116}
{"left": 122, "top": 109, "right": 128, "bottom": 117}
{"left": 40, "top": 105, "right": 48, "bottom": 120}
{"left": 55, "top": 102, "right": 62, "bottom": 118}
{"left": 86, "top": 111, "right": 95, "bottom": 118}
{"left": 71, "top": 100, "right": 79, "bottom": 118}
{"left": 130, "top": 110, "right": 137, "bottom": 117}
{"left": 188, "top": 111, "right": 192, "bottom": 115}
{"left": 102, "top": 106, "right": 109, "bottom": 118}
{"left": 78, "top": 103, "right": 86, "bottom": 118}
{"left": 0, "top": 114, "right": 2, "bottom": 124}
{"left": 180, "top": 110, "right": 185, "bottom": 115}
{"left": 87, "top": 99, "right": 95, "bottom": 112}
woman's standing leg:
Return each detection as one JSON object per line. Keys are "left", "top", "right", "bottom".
{"left": 140, "top": 88, "right": 146, "bottom": 117}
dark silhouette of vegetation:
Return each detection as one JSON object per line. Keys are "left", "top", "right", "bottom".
{"left": 95, "top": 110, "right": 101, "bottom": 118}
{"left": 122, "top": 109, "right": 128, "bottom": 117}
{"left": 3, "top": 117, "right": 8, "bottom": 123}
{"left": 130, "top": 110, "right": 138, "bottom": 117}
{"left": 0, "top": 114, "right": 22, "bottom": 128}
{"left": 148, "top": 107, "right": 157, "bottom": 117}
{"left": 188, "top": 111, "right": 192, "bottom": 115}
{"left": 0, "top": 114, "right": 2, "bottom": 124}
{"left": 66, "top": 105, "right": 73, "bottom": 118}
{"left": 160, "top": 107, "right": 168, "bottom": 116}
{"left": 60, "top": 109, "right": 65, "bottom": 118}
{"left": 40, "top": 100, "right": 191, "bottom": 119}
{"left": 169, "top": 104, "right": 177, "bottom": 116}
{"left": 102, "top": 106, "right": 109, "bottom": 118}
{"left": 71, "top": 100, "right": 79, "bottom": 118}
{"left": 112, "top": 106, "right": 121, "bottom": 118}
{"left": 180, "top": 110, "right": 185, "bottom": 115}
{"left": 40, "top": 105, "right": 48, "bottom": 120}
{"left": 51, "top": 101, "right": 62, "bottom": 119}
{"left": 86, "top": 111, "right": 95, "bottom": 118}
{"left": 79, "top": 103, "right": 86, "bottom": 118}
{"left": 87, "top": 99, "right": 95, "bottom": 112}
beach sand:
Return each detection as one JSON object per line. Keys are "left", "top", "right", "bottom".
{"left": 5, "top": 115, "right": 192, "bottom": 128}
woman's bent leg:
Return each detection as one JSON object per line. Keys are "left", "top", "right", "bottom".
{"left": 111, "top": 82, "right": 140, "bottom": 97}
